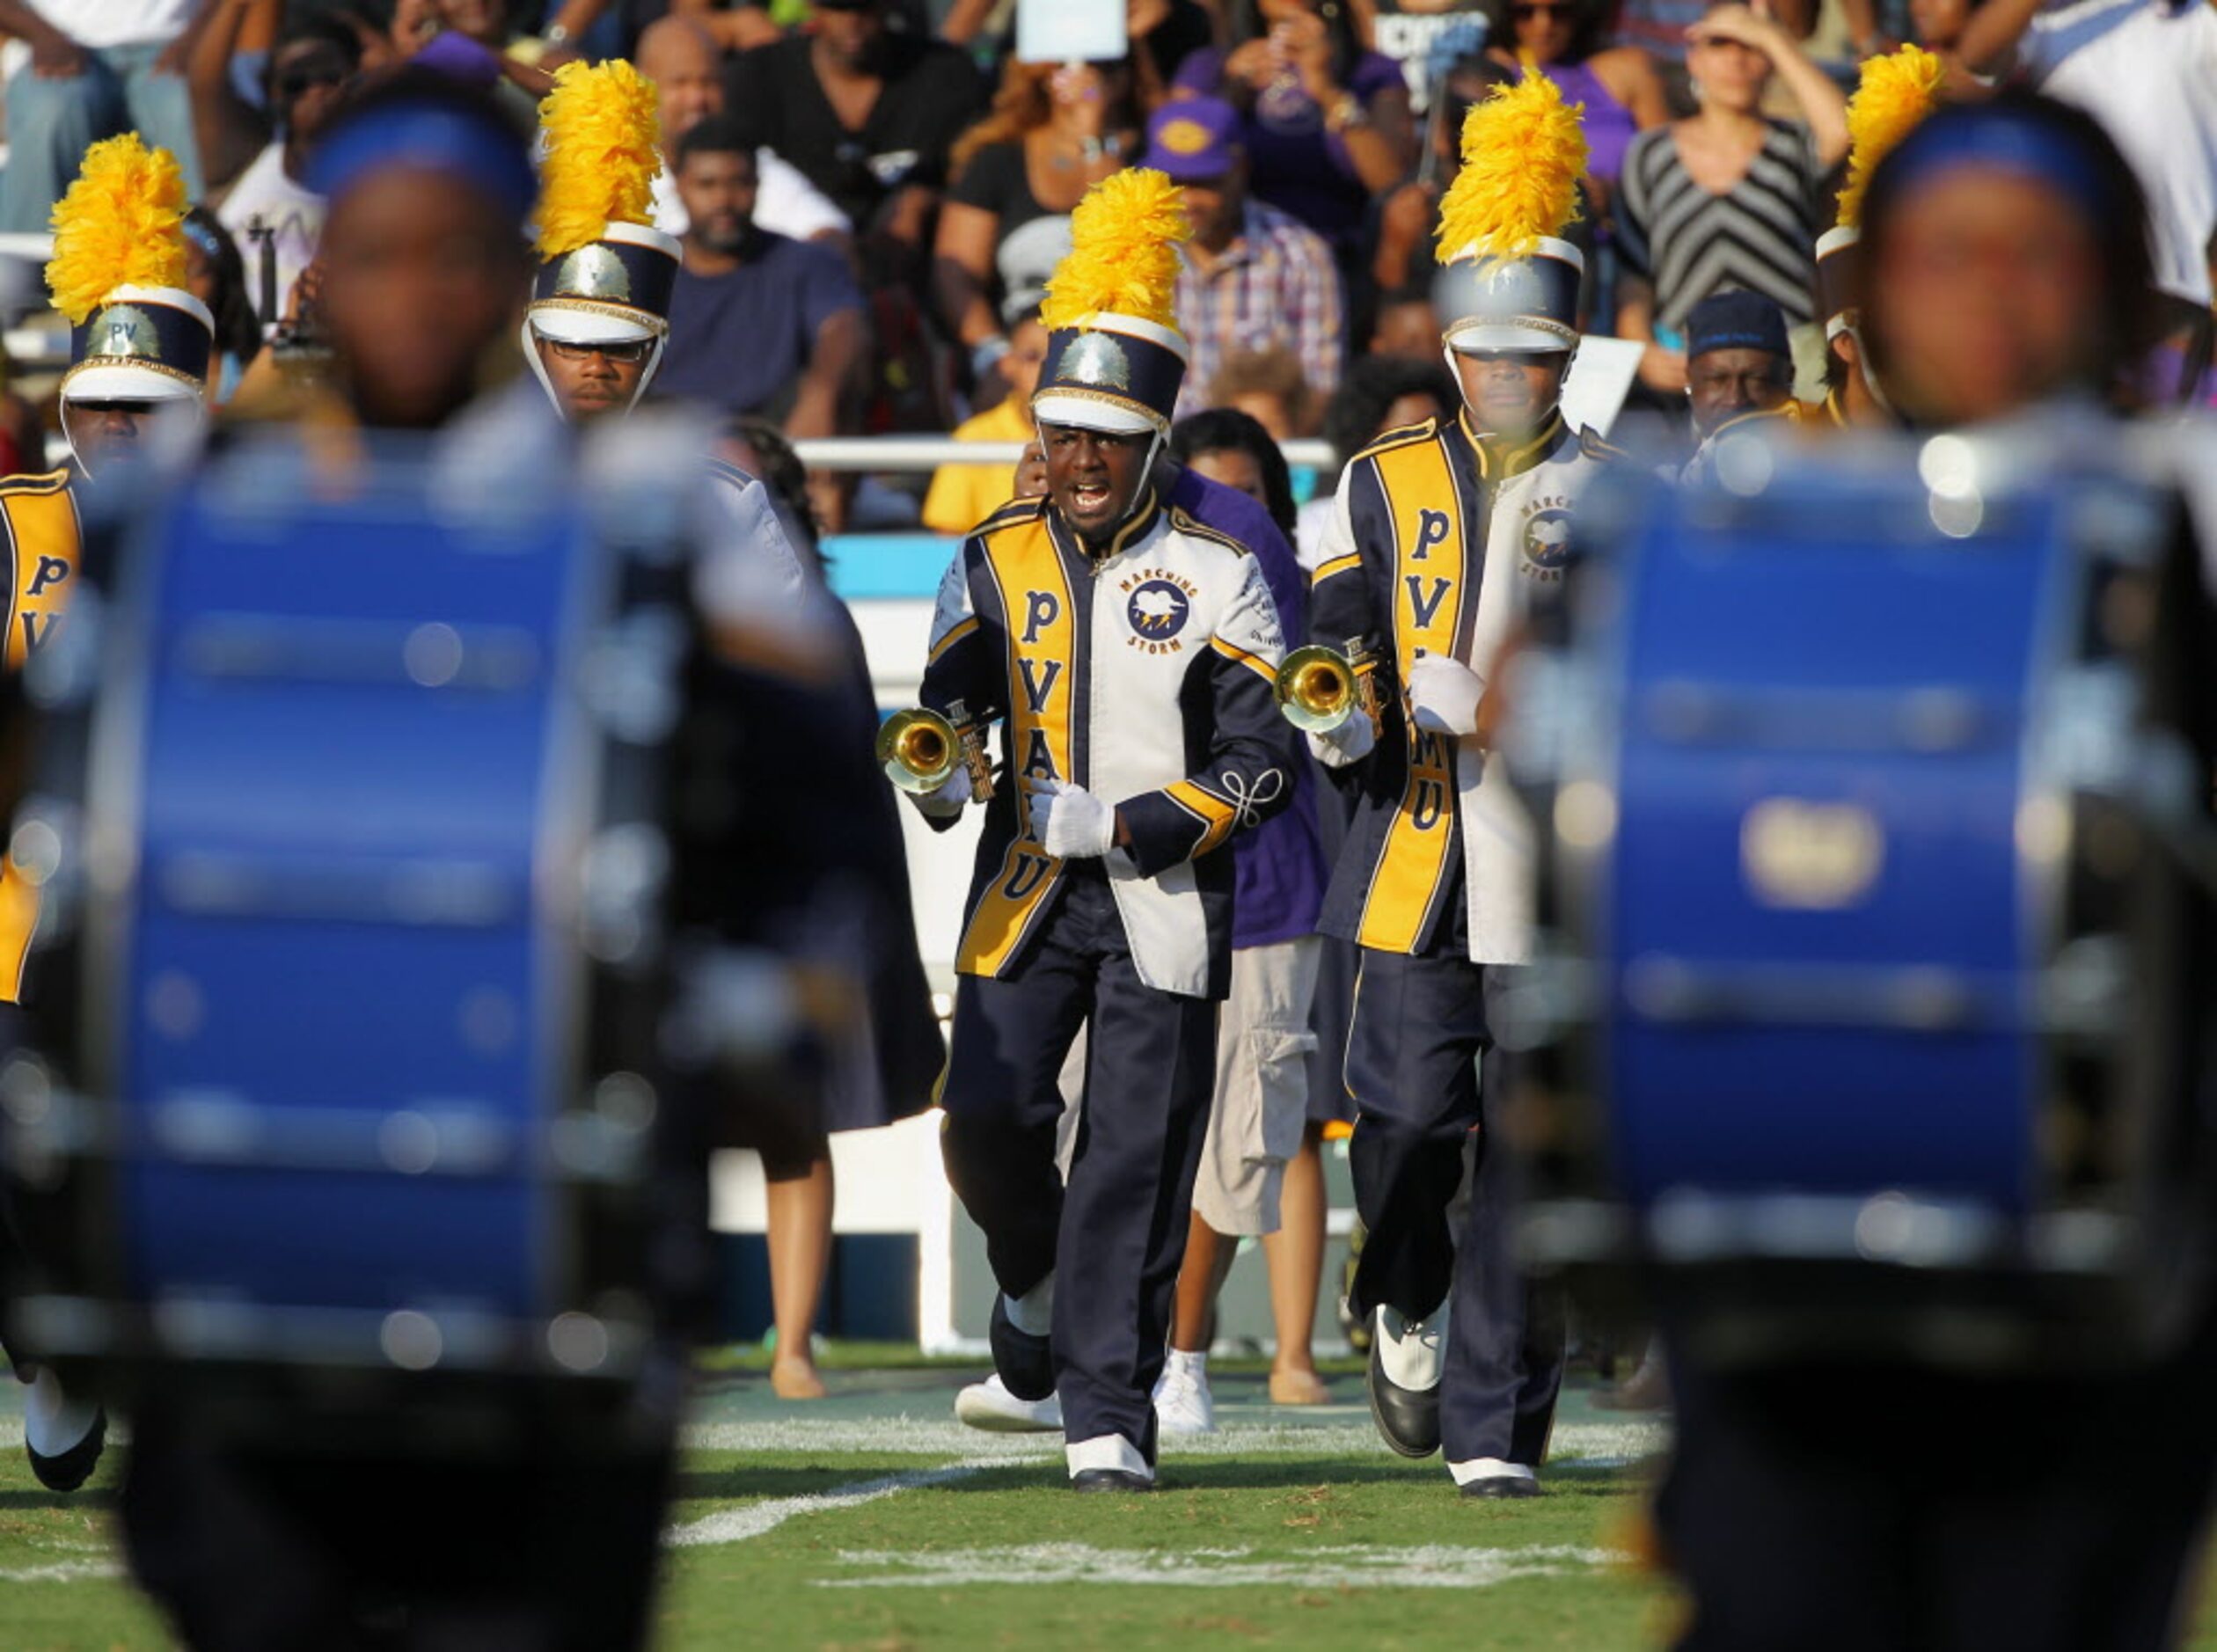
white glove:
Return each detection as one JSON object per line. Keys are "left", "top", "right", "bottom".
{"left": 1408, "top": 653, "right": 1486, "bottom": 738}
{"left": 912, "top": 768, "right": 973, "bottom": 820}
{"left": 1029, "top": 778, "right": 1116, "bottom": 859}
{"left": 1306, "top": 713, "right": 1376, "bottom": 767}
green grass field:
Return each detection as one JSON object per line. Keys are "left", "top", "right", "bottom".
{"left": 4, "top": 1356, "right": 2215, "bottom": 1649}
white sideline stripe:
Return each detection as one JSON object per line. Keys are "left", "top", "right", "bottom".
{"left": 665, "top": 1461, "right": 987, "bottom": 1548}
{"left": 679, "top": 1417, "right": 1669, "bottom": 1465}
{"left": 0, "top": 1561, "right": 126, "bottom": 1583}
{"left": 816, "top": 1541, "right": 1627, "bottom": 1590}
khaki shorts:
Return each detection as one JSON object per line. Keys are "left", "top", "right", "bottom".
{"left": 1192, "top": 937, "right": 1322, "bottom": 1237}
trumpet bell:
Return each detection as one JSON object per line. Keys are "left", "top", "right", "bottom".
{"left": 876, "top": 707, "right": 961, "bottom": 793}
{"left": 1276, "top": 645, "right": 1357, "bottom": 734}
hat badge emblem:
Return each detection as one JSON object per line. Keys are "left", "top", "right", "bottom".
{"left": 557, "top": 244, "right": 633, "bottom": 303}
{"left": 90, "top": 303, "right": 160, "bottom": 361}
{"left": 1159, "top": 119, "right": 1211, "bottom": 156}
{"left": 1061, "top": 332, "right": 1131, "bottom": 391}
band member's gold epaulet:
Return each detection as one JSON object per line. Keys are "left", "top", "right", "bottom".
{"left": 0, "top": 468, "right": 72, "bottom": 498}
{"left": 1167, "top": 506, "right": 1250, "bottom": 557}
{"left": 1353, "top": 417, "right": 1440, "bottom": 464}
{"left": 1577, "top": 426, "right": 1630, "bottom": 464}
{"left": 973, "top": 494, "right": 1049, "bottom": 539}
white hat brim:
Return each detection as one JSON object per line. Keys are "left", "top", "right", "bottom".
{"left": 528, "top": 304, "right": 661, "bottom": 346}
{"left": 62, "top": 363, "right": 204, "bottom": 403}
{"left": 1445, "top": 322, "right": 1577, "bottom": 355}
{"left": 1030, "top": 392, "right": 1162, "bottom": 435}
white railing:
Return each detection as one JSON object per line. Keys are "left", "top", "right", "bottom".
{"left": 793, "top": 435, "right": 1339, "bottom": 473}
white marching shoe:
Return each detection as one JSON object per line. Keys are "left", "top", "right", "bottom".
{"left": 1152, "top": 1354, "right": 1217, "bottom": 1436}
{"left": 955, "top": 1373, "right": 1063, "bottom": 1434}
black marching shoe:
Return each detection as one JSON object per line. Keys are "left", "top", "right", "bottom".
{"left": 1071, "top": 1468, "right": 1155, "bottom": 1495}
{"left": 989, "top": 1292, "right": 1056, "bottom": 1403}
{"left": 26, "top": 1406, "right": 106, "bottom": 1494}
{"left": 1365, "top": 1304, "right": 1447, "bottom": 1459}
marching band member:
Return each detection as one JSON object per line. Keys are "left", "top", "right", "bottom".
{"left": 1654, "top": 94, "right": 2217, "bottom": 1652}
{"left": 1813, "top": 46, "right": 1948, "bottom": 431}
{"left": 524, "top": 62, "right": 940, "bottom": 1402}
{"left": 910, "top": 170, "right": 1300, "bottom": 1491}
{"left": 1, "top": 133, "right": 214, "bottom": 1495}
{"left": 1306, "top": 72, "right": 1609, "bottom": 1499}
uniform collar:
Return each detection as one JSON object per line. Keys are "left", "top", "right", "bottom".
{"left": 1050, "top": 486, "right": 1163, "bottom": 567}
{"left": 1456, "top": 406, "right": 1567, "bottom": 481}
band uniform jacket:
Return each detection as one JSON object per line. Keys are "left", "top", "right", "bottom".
{"left": 919, "top": 489, "right": 1302, "bottom": 1001}
{"left": 0, "top": 469, "right": 83, "bottom": 1000}
{"left": 1309, "top": 409, "right": 1617, "bottom": 966}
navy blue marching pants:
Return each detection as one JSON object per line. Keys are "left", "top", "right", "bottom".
{"left": 1343, "top": 887, "right": 1565, "bottom": 1468}
{"left": 940, "top": 866, "right": 1217, "bottom": 1459}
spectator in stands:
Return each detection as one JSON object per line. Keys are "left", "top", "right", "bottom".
{"left": 1206, "top": 344, "right": 1315, "bottom": 442}
{"left": 934, "top": 58, "right": 1144, "bottom": 387}
{"left": 1367, "top": 52, "right": 1510, "bottom": 299}
{"left": 1366, "top": 283, "right": 1442, "bottom": 362}
{"left": 722, "top": 0, "right": 984, "bottom": 272}
{"left": 0, "top": 0, "right": 205, "bottom": 232}
{"left": 182, "top": 207, "right": 264, "bottom": 404}
{"left": 1955, "top": 0, "right": 2217, "bottom": 317}
{"left": 637, "top": 15, "right": 852, "bottom": 250}
{"left": 1487, "top": 0, "right": 1668, "bottom": 208}
{"left": 1614, "top": 1, "right": 1848, "bottom": 397}
{"left": 665, "top": 0, "right": 787, "bottom": 55}
{"left": 921, "top": 310, "right": 1047, "bottom": 534}
{"left": 658, "top": 118, "right": 865, "bottom": 430}
{"left": 1684, "top": 288, "right": 1796, "bottom": 439}
{"left": 1171, "top": 0, "right": 1416, "bottom": 259}
{"left": 209, "top": 17, "right": 362, "bottom": 326}
{"left": 1908, "top": 0, "right": 2002, "bottom": 92}
{"left": 1145, "top": 96, "right": 1345, "bottom": 424}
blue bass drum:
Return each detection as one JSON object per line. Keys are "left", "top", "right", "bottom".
{"left": 1, "top": 430, "right": 697, "bottom": 1431}
{"left": 1506, "top": 431, "right": 2217, "bottom": 1369}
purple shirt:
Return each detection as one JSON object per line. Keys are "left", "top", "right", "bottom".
{"left": 1170, "top": 47, "right": 1408, "bottom": 252}
{"left": 1166, "top": 463, "right": 1328, "bottom": 949}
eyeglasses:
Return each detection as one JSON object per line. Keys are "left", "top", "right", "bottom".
{"left": 537, "top": 334, "right": 655, "bottom": 365}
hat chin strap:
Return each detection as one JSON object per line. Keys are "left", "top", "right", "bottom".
{"left": 1442, "top": 340, "right": 1578, "bottom": 432}
{"left": 520, "top": 320, "right": 668, "bottom": 424}
{"left": 1848, "top": 322, "right": 1897, "bottom": 420}
{"left": 62, "top": 398, "right": 207, "bottom": 482}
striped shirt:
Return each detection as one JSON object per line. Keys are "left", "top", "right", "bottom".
{"left": 1173, "top": 199, "right": 1346, "bottom": 420}
{"left": 1616, "top": 121, "right": 1827, "bottom": 333}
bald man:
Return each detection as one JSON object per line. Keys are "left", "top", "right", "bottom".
{"left": 637, "top": 17, "right": 851, "bottom": 251}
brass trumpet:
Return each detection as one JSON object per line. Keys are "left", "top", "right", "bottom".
{"left": 1275, "top": 639, "right": 1379, "bottom": 735}
{"left": 876, "top": 697, "right": 994, "bottom": 801}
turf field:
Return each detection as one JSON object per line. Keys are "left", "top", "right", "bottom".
{"left": 4, "top": 1354, "right": 2214, "bottom": 1650}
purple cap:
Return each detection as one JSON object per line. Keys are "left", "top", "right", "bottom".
{"left": 1142, "top": 98, "right": 1241, "bottom": 183}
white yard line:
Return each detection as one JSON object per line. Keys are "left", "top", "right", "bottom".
{"left": 679, "top": 1416, "right": 1667, "bottom": 1466}
{"left": 664, "top": 1460, "right": 989, "bottom": 1548}
{"left": 816, "top": 1541, "right": 1629, "bottom": 1590}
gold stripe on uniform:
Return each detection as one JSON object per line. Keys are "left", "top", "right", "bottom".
{"left": 1314, "top": 551, "right": 1362, "bottom": 585}
{"left": 956, "top": 519, "right": 1075, "bottom": 976}
{"left": 1165, "top": 779, "right": 1240, "bottom": 858}
{"left": 928, "top": 613, "right": 979, "bottom": 663}
{"left": 1209, "top": 632, "right": 1276, "bottom": 685}
{"left": 1356, "top": 436, "right": 1465, "bottom": 954}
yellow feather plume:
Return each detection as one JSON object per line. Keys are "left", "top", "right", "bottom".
{"left": 1436, "top": 66, "right": 1586, "bottom": 265}
{"left": 1836, "top": 45, "right": 1945, "bottom": 230}
{"left": 535, "top": 58, "right": 662, "bottom": 259}
{"left": 1039, "top": 168, "right": 1189, "bottom": 333}
{"left": 45, "top": 135, "right": 187, "bottom": 326}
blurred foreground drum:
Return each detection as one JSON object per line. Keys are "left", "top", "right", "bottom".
{"left": 1506, "top": 430, "right": 2217, "bottom": 1370}
{"left": 0, "top": 431, "right": 702, "bottom": 1441}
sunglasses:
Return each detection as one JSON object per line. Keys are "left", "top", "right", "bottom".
{"left": 538, "top": 334, "right": 655, "bottom": 365}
